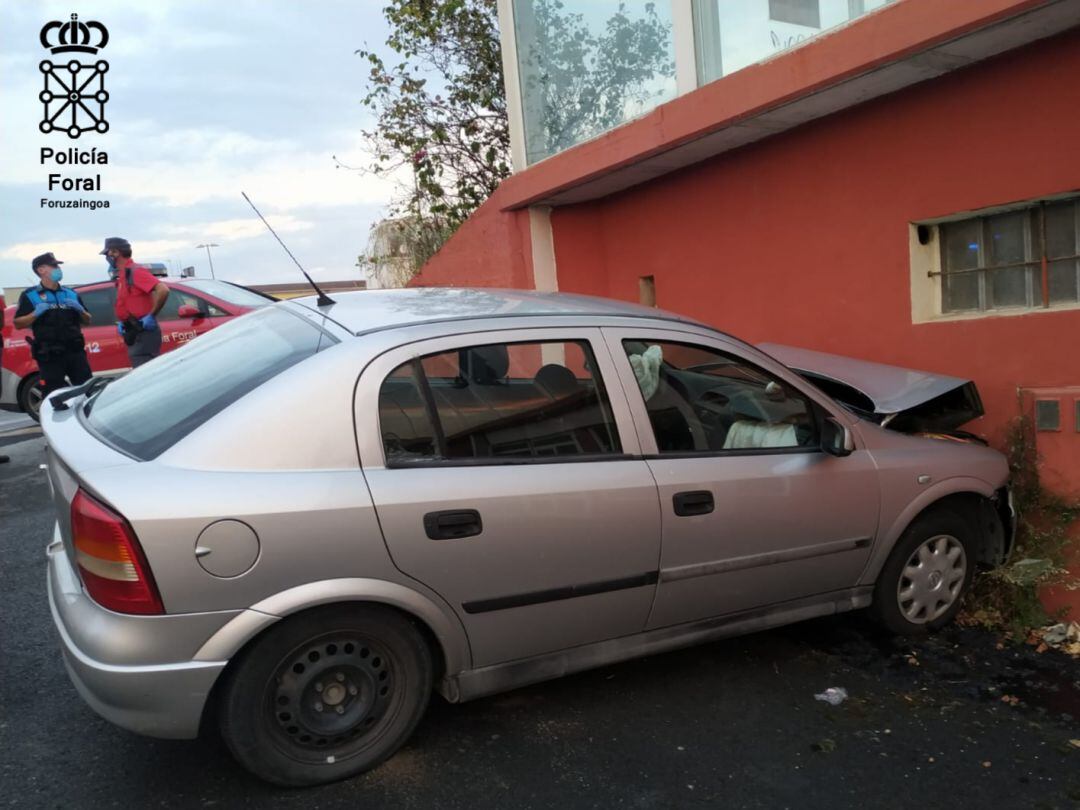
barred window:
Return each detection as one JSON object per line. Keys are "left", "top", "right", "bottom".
{"left": 939, "top": 198, "right": 1080, "bottom": 313}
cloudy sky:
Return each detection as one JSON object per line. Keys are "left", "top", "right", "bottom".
{"left": 0, "top": 0, "right": 406, "bottom": 289}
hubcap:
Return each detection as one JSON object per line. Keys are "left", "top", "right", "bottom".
{"left": 268, "top": 636, "right": 396, "bottom": 759}
{"left": 897, "top": 534, "right": 967, "bottom": 624}
{"left": 27, "top": 386, "right": 43, "bottom": 418}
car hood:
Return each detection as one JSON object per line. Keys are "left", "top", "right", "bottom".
{"left": 758, "top": 343, "right": 984, "bottom": 433}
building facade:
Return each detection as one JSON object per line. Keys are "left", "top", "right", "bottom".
{"left": 412, "top": 0, "right": 1080, "bottom": 613}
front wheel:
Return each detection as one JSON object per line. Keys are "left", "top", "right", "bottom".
{"left": 871, "top": 509, "right": 975, "bottom": 635}
{"left": 17, "top": 376, "right": 42, "bottom": 422}
{"left": 218, "top": 605, "right": 433, "bottom": 787}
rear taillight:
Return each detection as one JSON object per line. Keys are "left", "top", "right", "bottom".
{"left": 71, "top": 489, "right": 164, "bottom": 615}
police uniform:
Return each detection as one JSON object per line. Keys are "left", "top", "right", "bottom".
{"left": 15, "top": 254, "right": 92, "bottom": 399}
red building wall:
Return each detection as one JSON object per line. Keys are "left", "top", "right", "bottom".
{"left": 410, "top": 192, "right": 533, "bottom": 289}
{"left": 553, "top": 29, "right": 1080, "bottom": 453}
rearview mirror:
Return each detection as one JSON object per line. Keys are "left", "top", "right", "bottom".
{"left": 821, "top": 417, "right": 854, "bottom": 457}
{"left": 177, "top": 304, "right": 205, "bottom": 319}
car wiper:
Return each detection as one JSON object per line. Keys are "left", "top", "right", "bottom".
{"left": 50, "top": 376, "right": 112, "bottom": 412}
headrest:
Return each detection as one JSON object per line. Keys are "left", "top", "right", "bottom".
{"left": 535, "top": 364, "right": 578, "bottom": 398}
{"left": 464, "top": 344, "right": 509, "bottom": 384}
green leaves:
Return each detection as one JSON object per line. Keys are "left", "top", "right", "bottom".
{"left": 354, "top": 0, "right": 509, "bottom": 272}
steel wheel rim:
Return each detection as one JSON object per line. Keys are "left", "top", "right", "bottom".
{"left": 27, "top": 386, "right": 43, "bottom": 418}
{"left": 265, "top": 634, "right": 400, "bottom": 764}
{"left": 897, "top": 534, "right": 967, "bottom": 624}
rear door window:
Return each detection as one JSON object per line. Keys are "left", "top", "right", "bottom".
{"left": 378, "top": 340, "right": 622, "bottom": 464}
{"left": 84, "top": 306, "right": 335, "bottom": 459}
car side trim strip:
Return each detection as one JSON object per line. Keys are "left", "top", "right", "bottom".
{"left": 462, "top": 571, "right": 659, "bottom": 615}
{"left": 660, "top": 536, "right": 872, "bottom": 583}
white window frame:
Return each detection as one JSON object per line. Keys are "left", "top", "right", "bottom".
{"left": 910, "top": 194, "right": 1080, "bottom": 324}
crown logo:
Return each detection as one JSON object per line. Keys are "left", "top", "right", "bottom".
{"left": 40, "top": 13, "right": 109, "bottom": 55}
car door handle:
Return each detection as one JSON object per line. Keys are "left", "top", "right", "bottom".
{"left": 673, "top": 490, "right": 714, "bottom": 517}
{"left": 424, "top": 509, "right": 483, "bottom": 540}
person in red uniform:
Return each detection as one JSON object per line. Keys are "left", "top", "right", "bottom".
{"left": 101, "top": 237, "right": 168, "bottom": 368}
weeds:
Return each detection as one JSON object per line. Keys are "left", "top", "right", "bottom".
{"left": 965, "top": 416, "right": 1079, "bottom": 635}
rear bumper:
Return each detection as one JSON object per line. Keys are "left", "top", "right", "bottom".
{"left": 1, "top": 366, "right": 21, "bottom": 407}
{"left": 46, "top": 529, "right": 231, "bottom": 739}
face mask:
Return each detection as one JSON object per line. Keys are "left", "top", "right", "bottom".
{"left": 50, "top": 268, "right": 63, "bottom": 283}
{"left": 106, "top": 254, "right": 117, "bottom": 269}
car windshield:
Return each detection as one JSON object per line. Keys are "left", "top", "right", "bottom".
{"left": 178, "top": 279, "right": 273, "bottom": 308}
{"left": 83, "top": 306, "right": 335, "bottom": 459}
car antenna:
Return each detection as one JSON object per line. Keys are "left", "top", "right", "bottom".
{"left": 241, "top": 191, "right": 335, "bottom": 307}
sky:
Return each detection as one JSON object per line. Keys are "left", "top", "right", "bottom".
{"left": 0, "top": 0, "right": 408, "bottom": 289}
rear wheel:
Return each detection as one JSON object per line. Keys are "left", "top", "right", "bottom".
{"left": 219, "top": 605, "right": 433, "bottom": 787}
{"left": 17, "top": 376, "right": 42, "bottom": 422}
{"left": 871, "top": 509, "right": 974, "bottom": 635}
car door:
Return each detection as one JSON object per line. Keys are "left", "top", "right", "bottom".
{"left": 356, "top": 328, "right": 662, "bottom": 668}
{"left": 77, "top": 285, "right": 127, "bottom": 373}
{"left": 157, "top": 287, "right": 225, "bottom": 352}
{"left": 603, "top": 327, "right": 880, "bottom": 630}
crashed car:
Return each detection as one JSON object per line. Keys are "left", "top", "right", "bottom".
{"left": 41, "top": 288, "right": 1012, "bottom": 786}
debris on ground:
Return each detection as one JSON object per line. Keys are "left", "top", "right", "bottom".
{"left": 814, "top": 687, "right": 848, "bottom": 706}
{"left": 811, "top": 738, "right": 837, "bottom": 753}
{"left": 1030, "top": 622, "right": 1080, "bottom": 657}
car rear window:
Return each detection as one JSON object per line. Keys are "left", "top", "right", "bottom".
{"left": 83, "top": 306, "right": 335, "bottom": 459}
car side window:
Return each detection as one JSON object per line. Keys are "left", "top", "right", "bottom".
{"left": 378, "top": 340, "right": 622, "bottom": 464}
{"left": 623, "top": 339, "right": 818, "bottom": 454}
{"left": 160, "top": 290, "right": 227, "bottom": 319}
{"left": 78, "top": 287, "right": 116, "bottom": 326}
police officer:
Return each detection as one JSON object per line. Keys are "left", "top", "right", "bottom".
{"left": 101, "top": 237, "right": 168, "bottom": 368}
{"left": 12, "top": 252, "right": 93, "bottom": 406}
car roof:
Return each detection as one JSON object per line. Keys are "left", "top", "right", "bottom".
{"left": 289, "top": 287, "right": 703, "bottom": 336}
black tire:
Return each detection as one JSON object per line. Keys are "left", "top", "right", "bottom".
{"left": 17, "top": 376, "right": 42, "bottom": 422}
{"left": 218, "top": 604, "right": 433, "bottom": 787}
{"left": 871, "top": 508, "right": 975, "bottom": 636}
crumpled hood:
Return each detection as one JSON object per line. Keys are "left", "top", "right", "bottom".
{"left": 759, "top": 343, "right": 984, "bottom": 432}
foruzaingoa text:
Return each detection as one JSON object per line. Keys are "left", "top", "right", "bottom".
{"left": 40, "top": 147, "right": 110, "bottom": 210}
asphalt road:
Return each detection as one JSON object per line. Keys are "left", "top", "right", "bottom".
{"left": 2, "top": 433, "right": 1078, "bottom": 809}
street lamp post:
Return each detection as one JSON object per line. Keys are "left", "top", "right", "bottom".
{"left": 195, "top": 243, "right": 219, "bottom": 279}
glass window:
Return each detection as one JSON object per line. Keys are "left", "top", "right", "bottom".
{"left": 159, "top": 289, "right": 226, "bottom": 320}
{"left": 378, "top": 340, "right": 621, "bottom": 464}
{"left": 77, "top": 286, "right": 116, "bottom": 327}
{"left": 938, "top": 198, "right": 1080, "bottom": 314}
{"left": 693, "top": 0, "right": 894, "bottom": 85}
{"left": 769, "top": 0, "right": 821, "bottom": 28}
{"left": 1035, "top": 400, "right": 1060, "bottom": 432}
{"left": 1046, "top": 201, "right": 1080, "bottom": 304}
{"left": 623, "top": 340, "right": 818, "bottom": 453}
{"left": 85, "top": 307, "right": 335, "bottom": 459}
{"left": 512, "top": 0, "right": 677, "bottom": 164}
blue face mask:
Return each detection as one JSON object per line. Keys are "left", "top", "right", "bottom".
{"left": 50, "top": 268, "right": 63, "bottom": 283}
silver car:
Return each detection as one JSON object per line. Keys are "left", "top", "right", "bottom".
{"left": 42, "top": 288, "right": 1012, "bottom": 786}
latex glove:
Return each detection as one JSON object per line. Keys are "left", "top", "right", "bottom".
{"left": 59, "top": 290, "right": 85, "bottom": 312}
{"left": 116, "top": 321, "right": 124, "bottom": 335}
{"left": 139, "top": 313, "right": 157, "bottom": 330}
{"left": 33, "top": 301, "right": 51, "bottom": 318}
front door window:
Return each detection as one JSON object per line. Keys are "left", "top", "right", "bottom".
{"left": 622, "top": 339, "right": 818, "bottom": 453}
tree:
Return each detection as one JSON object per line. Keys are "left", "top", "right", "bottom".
{"left": 352, "top": 0, "right": 509, "bottom": 271}
{"left": 352, "top": 0, "right": 673, "bottom": 272}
